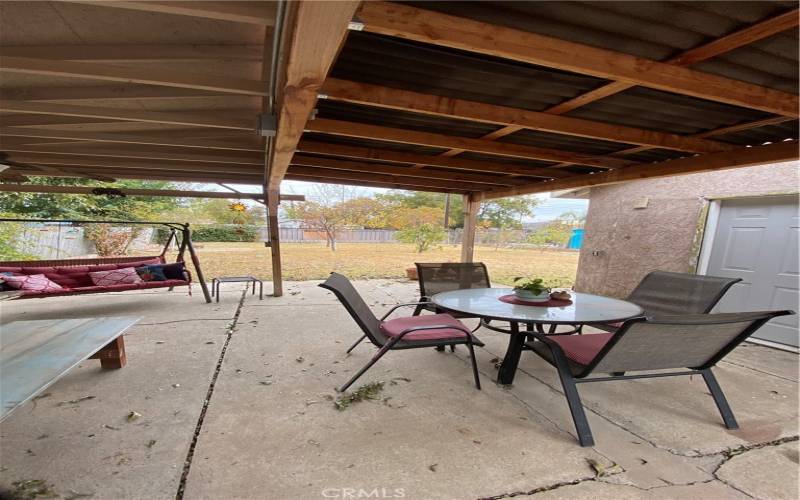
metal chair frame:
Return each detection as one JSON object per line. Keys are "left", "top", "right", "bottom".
{"left": 320, "top": 273, "right": 483, "bottom": 392}
{"left": 526, "top": 310, "right": 794, "bottom": 447}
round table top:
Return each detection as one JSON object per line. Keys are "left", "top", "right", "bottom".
{"left": 431, "top": 288, "right": 644, "bottom": 325}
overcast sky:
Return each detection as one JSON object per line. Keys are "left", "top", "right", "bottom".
{"left": 199, "top": 180, "right": 588, "bottom": 223}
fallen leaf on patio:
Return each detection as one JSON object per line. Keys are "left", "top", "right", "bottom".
{"left": 64, "top": 490, "right": 94, "bottom": 500}
{"left": 307, "top": 439, "right": 320, "bottom": 446}
{"left": 11, "top": 479, "right": 56, "bottom": 499}
{"left": 32, "top": 393, "right": 52, "bottom": 401}
{"left": 334, "top": 381, "right": 385, "bottom": 411}
{"left": 146, "top": 440, "right": 157, "bottom": 449}
{"left": 155, "top": 341, "right": 165, "bottom": 344}
{"left": 428, "top": 464, "right": 438, "bottom": 472}
{"left": 586, "top": 458, "right": 623, "bottom": 477}
{"left": 26, "top": 449, "right": 35, "bottom": 456}
{"left": 391, "top": 377, "right": 411, "bottom": 383}
{"left": 126, "top": 411, "right": 142, "bottom": 422}
{"left": 57, "top": 395, "right": 95, "bottom": 407}
{"left": 36, "top": 434, "right": 48, "bottom": 440}
{"left": 205, "top": 341, "right": 215, "bottom": 345}
{"left": 259, "top": 381, "right": 272, "bottom": 386}
{"left": 296, "top": 356, "right": 305, "bottom": 363}
{"left": 104, "top": 425, "right": 120, "bottom": 431}
{"left": 172, "top": 384, "right": 180, "bottom": 388}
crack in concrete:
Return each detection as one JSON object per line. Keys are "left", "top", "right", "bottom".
{"left": 137, "top": 318, "right": 232, "bottom": 326}
{"left": 720, "top": 359, "right": 798, "bottom": 383}
{"left": 477, "top": 475, "right": 598, "bottom": 500}
{"left": 174, "top": 288, "right": 248, "bottom": 500}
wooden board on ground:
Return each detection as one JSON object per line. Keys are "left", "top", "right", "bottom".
{"left": 0, "top": 316, "right": 140, "bottom": 422}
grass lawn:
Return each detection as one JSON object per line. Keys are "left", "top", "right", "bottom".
{"left": 166, "top": 242, "right": 580, "bottom": 287}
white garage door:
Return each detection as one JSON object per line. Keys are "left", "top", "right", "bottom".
{"left": 705, "top": 195, "right": 799, "bottom": 348}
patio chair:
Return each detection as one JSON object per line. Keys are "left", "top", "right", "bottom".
{"left": 525, "top": 310, "right": 794, "bottom": 447}
{"left": 594, "top": 271, "right": 742, "bottom": 333}
{"left": 319, "top": 272, "right": 484, "bottom": 392}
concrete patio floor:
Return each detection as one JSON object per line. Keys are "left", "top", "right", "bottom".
{"left": 1, "top": 279, "right": 797, "bottom": 500}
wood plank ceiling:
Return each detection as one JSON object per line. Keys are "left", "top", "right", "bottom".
{"left": 1, "top": 1, "right": 798, "bottom": 200}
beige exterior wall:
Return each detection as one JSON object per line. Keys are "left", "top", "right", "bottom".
{"left": 574, "top": 160, "right": 800, "bottom": 298}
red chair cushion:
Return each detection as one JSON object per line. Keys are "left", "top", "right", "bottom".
{"left": 548, "top": 333, "right": 613, "bottom": 365}
{"left": 380, "top": 313, "right": 469, "bottom": 341}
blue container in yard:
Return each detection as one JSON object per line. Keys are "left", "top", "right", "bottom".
{"left": 567, "top": 228, "right": 584, "bottom": 249}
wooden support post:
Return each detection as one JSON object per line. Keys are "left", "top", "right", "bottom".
{"left": 461, "top": 193, "right": 479, "bottom": 263}
{"left": 267, "top": 188, "right": 283, "bottom": 297}
{"left": 90, "top": 336, "right": 127, "bottom": 369}
{"left": 183, "top": 225, "right": 212, "bottom": 303}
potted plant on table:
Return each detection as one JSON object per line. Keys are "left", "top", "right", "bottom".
{"left": 513, "top": 277, "right": 551, "bottom": 302}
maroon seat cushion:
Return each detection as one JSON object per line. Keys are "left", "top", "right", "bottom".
{"left": 547, "top": 333, "right": 613, "bottom": 366}
{"left": 380, "top": 313, "right": 469, "bottom": 341}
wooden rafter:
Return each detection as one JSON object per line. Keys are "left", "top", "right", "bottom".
{"left": 0, "top": 85, "right": 227, "bottom": 102}
{"left": 306, "top": 119, "right": 630, "bottom": 169}
{"left": 0, "top": 184, "right": 304, "bottom": 201}
{"left": 2, "top": 148, "right": 263, "bottom": 165}
{"left": 296, "top": 140, "right": 567, "bottom": 178}
{"left": 478, "top": 141, "right": 799, "bottom": 200}
{"left": 290, "top": 154, "right": 524, "bottom": 186}
{"left": 286, "top": 167, "right": 476, "bottom": 193}
{"left": 66, "top": 1, "right": 277, "bottom": 26}
{"left": 0, "top": 101, "right": 255, "bottom": 131}
{"left": 8, "top": 156, "right": 264, "bottom": 175}
{"left": 6, "top": 165, "right": 264, "bottom": 184}
{"left": 320, "top": 79, "right": 734, "bottom": 154}
{"left": 267, "top": 1, "right": 361, "bottom": 190}
{"left": 0, "top": 128, "right": 263, "bottom": 152}
{"left": 0, "top": 44, "right": 263, "bottom": 62}
{"left": 357, "top": 2, "right": 799, "bottom": 117}
{"left": 0, "top": 57, "right": 268, "bottom": 96}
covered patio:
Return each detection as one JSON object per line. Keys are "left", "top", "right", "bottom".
{"left": 1, "top": 1, "right": 798, "bottom": 499}
{"left": 1, "top": 281, "right": 797, "bottom": 499}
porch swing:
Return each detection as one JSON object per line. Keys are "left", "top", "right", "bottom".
{"left": 0, "top": 218, "right": 212, "bottom": 303}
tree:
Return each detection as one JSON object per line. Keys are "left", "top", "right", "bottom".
{"left": 377, "top": 191, "right": 463, "bottom": 228}
{"left": 284, "top": 200, "right": 346, "bottom": 250}
{"left": 478, "top": 196, "right": 538, "bottom": 230}
{"left": 173, "top": 198, "right": 265, "bottom": 225}
{"left": 0, "top": 177, "right": 186, "bottom": 257}
{"left": 527, "top": 219, "right": 574, "bottom": 247}
{"left": 391, "top": 206, "right": 446, "bottom": 252}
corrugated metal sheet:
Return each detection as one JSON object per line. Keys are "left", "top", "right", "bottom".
{"left": 498, "top": 129, "right": 636, "bottom": 155}
{"left": 301, "top": 132, "right": 447, "bottom": 156}
{"left": 564, "top": 87, "right": 775, "bottom": 135}
{"left": 331, "top": 31, "right": 610, "bottom": 113}
{"left": 713, "top": 120, "right": 800, "bottom": 146}
{"left": 316, "top": 100, "right": 498, "bottom": 138}
{"left": 404, "top": 1, "right": 798, "bottom": 92}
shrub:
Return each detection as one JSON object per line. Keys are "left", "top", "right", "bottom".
{"left": 190, "top": 225, "right": 259, "bottom": 242}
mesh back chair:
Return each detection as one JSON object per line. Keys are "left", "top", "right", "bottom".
{"left": 595, "top": 271, "right": 742, "bottom": 333}
{"left": 525, "top": 310, "right": 794, "bottom": 447}
{"left": 319, "top": 273, "right": 484, "bottom": 392}
{"left": 414, "top": 262, "right": 491, "bottom": 316}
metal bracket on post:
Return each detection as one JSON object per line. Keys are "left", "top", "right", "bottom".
{"left": 256, "top": 113, "right": 277, "bottom": 137}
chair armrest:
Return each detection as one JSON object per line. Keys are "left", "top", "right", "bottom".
{"left": 380, "top": 301, "right": 435, "bottom": 321}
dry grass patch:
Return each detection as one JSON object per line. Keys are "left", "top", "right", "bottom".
{"left": 161, "top": 242, "right": 579, "bottom": 286}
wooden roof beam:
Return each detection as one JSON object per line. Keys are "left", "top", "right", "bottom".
{"left": 66, "top": 1, "right": 276, "bottom": 26}
{"left": 267, "top": 1, "right": 361, "bottom": 190}
{"left": 1, "top": 85, "right": 229, "bottom": 102}
{"left": 2, "top": 148, "right": 263, "bottom": 165}
{"left": 0, "top": 57, "right": 268, "bottom": 96}
{"left": 7, "top": 155, "right": 265, "bottom": 175}
{"left": 0, "top": 44, "right": 263, "bottom": 62}
{"left": 321, "top": 79, "right": 734, "bottom": 154}
{"left": 0, "top": 100, "right": 256, "bottom": 131}
{"left": 1, "top": 128, "right": 263, "bottom": 152}
{"left": 358, "top": 2, "right": 799, "bottom": 117}
{"left": 284, "top": 173, "right": 469, "bottom": 194}
{"left": 478, "top": 141, "right": 799, "bottom": 200}
{"left": 7, "top": 165, "right": 264, "bottom": 185}
{"left": 0, "top": 184, "right": 303, "bottom": 201}
{"left": 296, "top": 139, "right": 567, "bottom": 178}
{"left": 306, "top": 119, "right": 630, "bottom": 169}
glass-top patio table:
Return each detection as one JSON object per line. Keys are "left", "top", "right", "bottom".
{"left": 431, "top": 288, "right": 644, "bottom": 385}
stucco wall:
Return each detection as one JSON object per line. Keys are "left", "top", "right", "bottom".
{"left": 574, "top": 161, "right": 800, "bottom": 298}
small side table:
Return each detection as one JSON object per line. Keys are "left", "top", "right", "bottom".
{"left": 211, "top": 276, "right": 263, "bottom": 302}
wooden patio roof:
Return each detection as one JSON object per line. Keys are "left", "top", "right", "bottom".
{"left": 0, "top": 1, "right": 798, "bottom": 199}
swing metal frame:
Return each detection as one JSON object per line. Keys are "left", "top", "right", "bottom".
{"left": 0, "top": 218, "right": 212, "bottom": 303}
